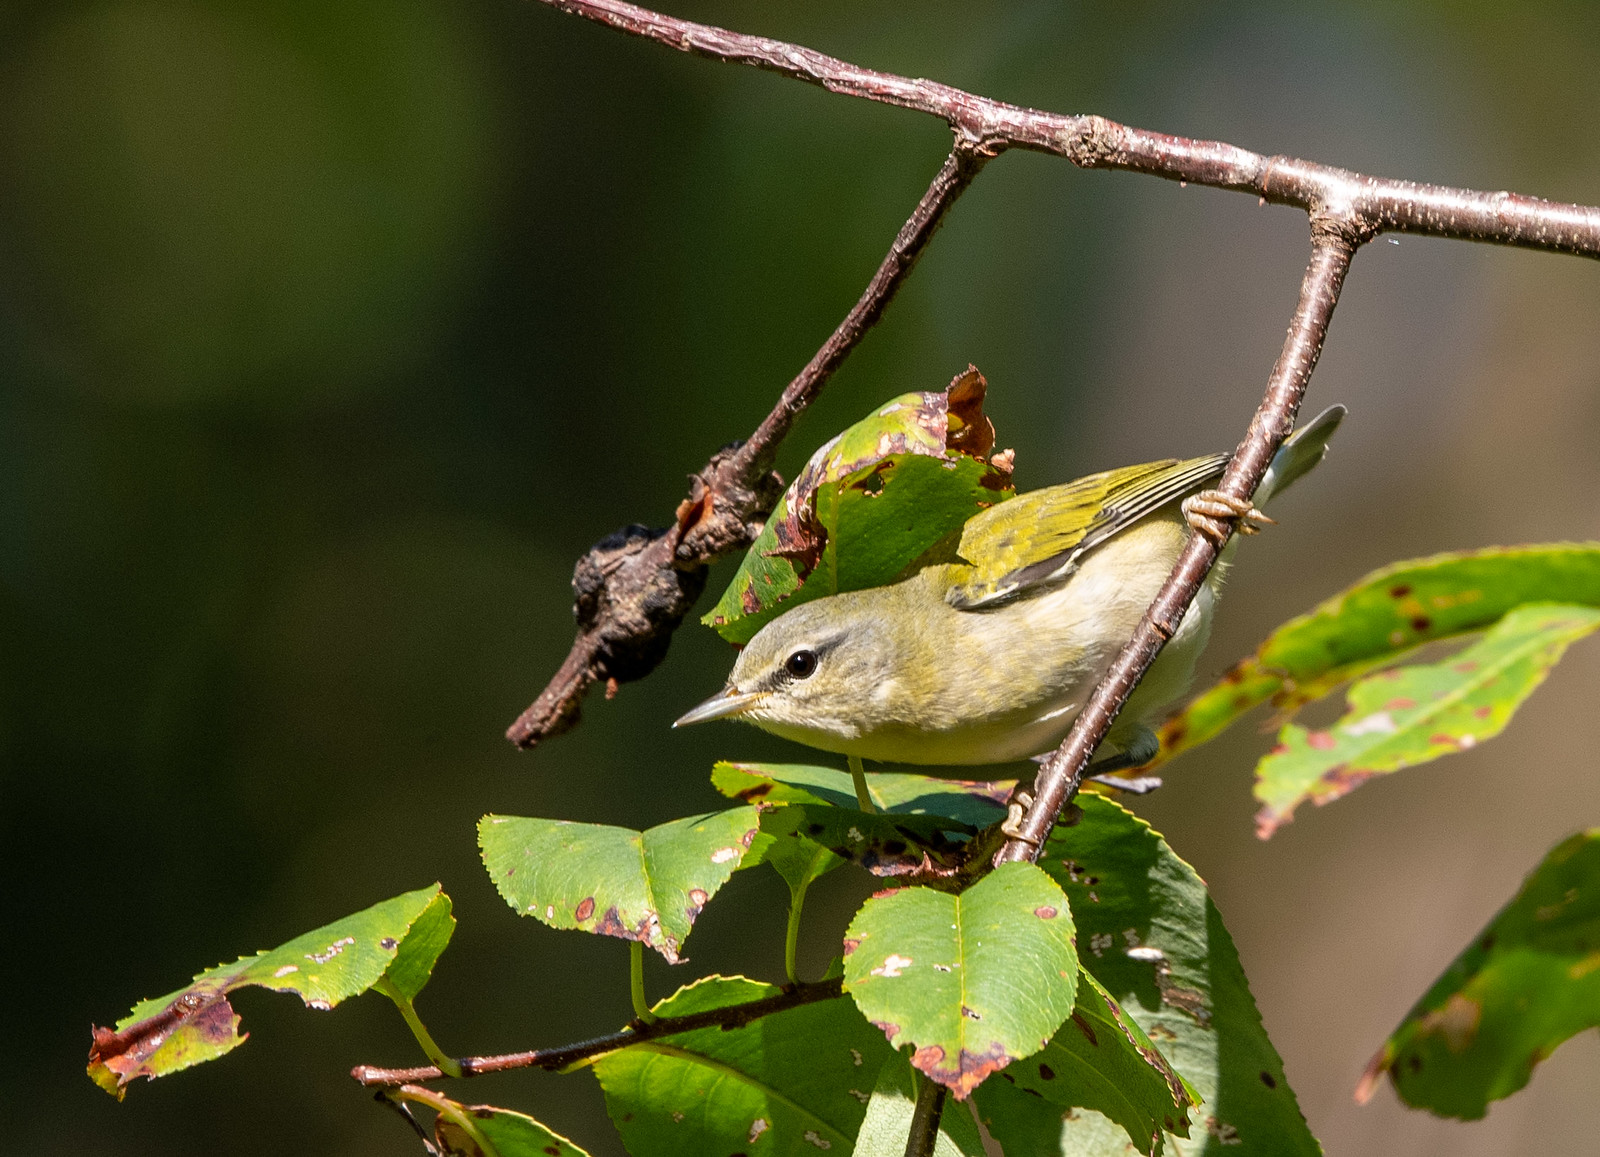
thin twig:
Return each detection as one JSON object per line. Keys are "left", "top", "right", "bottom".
{"left": 351, "top": 977, "right": 843, "bottom": 1087}
{"left": 997, "top": 224, "right": 1360, "bottom": 861}
{"left": 506, "top": 141, "right": 988, "bottom": 746}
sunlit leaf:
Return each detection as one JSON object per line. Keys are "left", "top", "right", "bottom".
{"left": 1037, "top": 797, "right": 1318, "bottom": 1155}
{"left": 1358, "top": 829, "right": 1600, "bottom": 1119}
{"left": 1254, "top": 603, "right": 1600, "bottom": 836}
{"left": 88, "top": 884, "right": 449, "bottom": 1098}
{"left": 975, "top": 970, "right": 1196, "bottom": 1155}
{"left": 431, "top": 1099, "right": 592, "bottom": 1157}
{"left": 592, "top": 975, "right": 892, "bottom": 1156}
{"left": 843, "top": 863, "right": 1078, "bottom": 1098}
{"left": 711, "top": 760, "right": 1012, "bottom": 828}
{"left": 704, "top": 367, "right": 1014, "bottom": 644}
{"left": 853, "top": 1051, "right": 986, "bottom": 1156}
{"left": 479, "top": 809, "right": 760, "bottom": 964}
{"left": 1154, "top": 544, "right": 1600, "bottom": 767}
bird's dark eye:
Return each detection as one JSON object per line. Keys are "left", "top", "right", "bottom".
{"left": 784, "top": 649, "right": 818, "bottom": 679}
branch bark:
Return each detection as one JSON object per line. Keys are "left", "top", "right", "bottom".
{"left": 512, "top": 0, "right": 1600, "bottom": 751}
{"left": 351, "top": 977, "right": 843, "bottom": 1087}
{"left": 997, "top": 223, "right": 1359, "bottom": 861}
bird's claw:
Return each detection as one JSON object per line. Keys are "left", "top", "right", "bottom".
{"left": 1001, "top": 790, "right": 1037, "bottom": 842}
{"left": 1182, "top": 489, "right": 1274, "bottom": 545}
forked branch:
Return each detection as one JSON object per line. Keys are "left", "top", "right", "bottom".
{"left": 510, "top": 0, "right": 1600, "bottom": 752}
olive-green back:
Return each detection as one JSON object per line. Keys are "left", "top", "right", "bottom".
{"left": 945, "top": 454, "right": 1227, "bottom": 609}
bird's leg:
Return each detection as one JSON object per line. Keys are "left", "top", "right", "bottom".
{"left": 1085, "top": 726, "right": 1164, "bottom": 794}
{"left": 1181, "top": 489, "right": 1275, "bottom": 545}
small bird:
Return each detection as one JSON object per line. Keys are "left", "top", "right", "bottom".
{"left": 675, "top": 406, "right": 1344, "bottom": 778}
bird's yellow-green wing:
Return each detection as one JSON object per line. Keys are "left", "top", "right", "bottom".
{"left": 945, "top": 454, "right": 1228, "bottom": 609}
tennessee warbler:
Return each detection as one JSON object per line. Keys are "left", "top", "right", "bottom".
{"left": 676, "top": 405, "right": 1344, "bottom": 771}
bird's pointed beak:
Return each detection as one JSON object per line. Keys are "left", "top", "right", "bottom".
{"left": 673, "top": 687, "right": 766, "bottom": 728}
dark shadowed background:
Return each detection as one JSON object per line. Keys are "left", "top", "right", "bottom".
{"left": 4, "top": 1, "right": 1600, "bottom": 1153}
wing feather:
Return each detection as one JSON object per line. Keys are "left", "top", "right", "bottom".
{"left": 946, "top": 453, "right": 1227, "bottom": 609}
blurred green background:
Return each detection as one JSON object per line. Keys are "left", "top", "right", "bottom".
{"left": 5, "top": 1, "right": 1600, "bottom": 1153}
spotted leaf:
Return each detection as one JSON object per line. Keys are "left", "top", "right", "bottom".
{"left": 479, "top": 809, "right": 760, "bottom": 963}
{"left": 1253, "top": 603, "right": 1600, "bottom": 836}
{"left": 1037, "top": 797, "right": 1317, "bottom": 1155}
{"left": 88, "top": 884, "right": 450, "bottom": 1097}
{"left": 975, "top": 970, "right": 1196, "bottom": 1155}
{"left": 843, "top": 862, "right": 1077, "bottom": 1098}
{"left": 1359, "top": 829, "right": 1600, "bottom": 1119}
{"left": 703, "top": 367, "right": 1014, "bottom": 644}
{"left": 1153, "top": 544, "right": 1600, "bottom": 768}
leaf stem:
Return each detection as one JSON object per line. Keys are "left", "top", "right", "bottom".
{"left": 849, "top": 754, "right": 875, "bottom": 813}
{"left": 376, "top": 978, "right": 463, "bottom": 1079}
{"left": 385, "top": 1084, "right": 498, "bottom": 1155}
{"left": 629, "top": 941, "right": 658, "bottom": 1024}
{"left": 783, "top": 880, "right": 808, "bottom": 986}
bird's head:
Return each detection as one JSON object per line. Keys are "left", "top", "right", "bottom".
{"left": 674, "top": 589, "right": 907, "bottom": 749}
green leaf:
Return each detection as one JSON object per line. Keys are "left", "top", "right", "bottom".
{"left": 1038, "top": 797, "right": 1318, "bottom": 1155}
{"left": 843, "top": 862, "right": 1078, "bottom": 1098}
{"left": 1254, "top": 603, "right": 1600, "bottom": 836}
{"left": 1154, "top": 544, "right": 1600, "bottom": 768}
{"left": 1358, "top": 829, "right": 1600, "bottom": 1119}
{"left": 712, "top": 760, "right": 1013, "bottom": 828}
{"left": 592, "top": 975, "right": 894, "bottom": 1157}
{"left": 761, "top": 802, "right": 974, "bottom": 879}
{"left": 381, "top": 890, "right": 457, "bottom": 1002}
{"left": 753, "top": 826, "right": 845, "bottom": 896}
{"left": 87, "top": 884, "right": 448, "bottom": 1098}
{"left": 853, "top": 1051, "right": 986, "bottom": 1157}
{"left": 479, "top": 808, "right": 760, "bottom": 964}
{"left": 704, "top": 369, "right": 1014, "bottom": 644}
{"left": 431, "top": 1099, "right": 593, "bottom": 1157}
{"left": 975, "top": 969, "right": 1196, "bottom": 1155}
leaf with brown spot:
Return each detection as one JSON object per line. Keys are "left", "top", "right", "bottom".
{"left": 1253, "top": 604, "right": 1600, "bottom": 836}
{"left": 1360, "top": 829, "right": 1600, "bottom": 1119}
{"left": 479, "top": 809, "right": 760, "bottom": 963}
{"left": 88, "top": 885, "right": 450, "bottom": 1097}
{"left": 703, "top": 368, "right": 1015, "bottom": 644}
{"left": 1152, "top": 544, "right": 1600, "bottom": 771}
{"left": 843, "top": 863, "right": 1078, "bottom": 1099}
{"left": 1036, "top": 796, "right": 1318, "bottom": 1155}
{"left": 976, "top": 970, "right": 1195, "bottom": 1155}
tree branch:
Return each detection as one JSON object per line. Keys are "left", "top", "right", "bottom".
{"left": 351, "top": 977, "right": 844, "bottom": 1087}
{"left": 506, "top": 141, "right": 988, "bottom": 746}
{"left": 537, "top": 0, "right": 1600, "bottom": 255}
{"left": 512, "top": 0, "right": 1600, "bottom": 751}
{"left": 997, "top": 223, "right": 1359, "bottom": 862}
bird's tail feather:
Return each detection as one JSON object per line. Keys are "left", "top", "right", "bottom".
{"left": 1258, "top": 404, "right": 1346, "bottom": 504}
